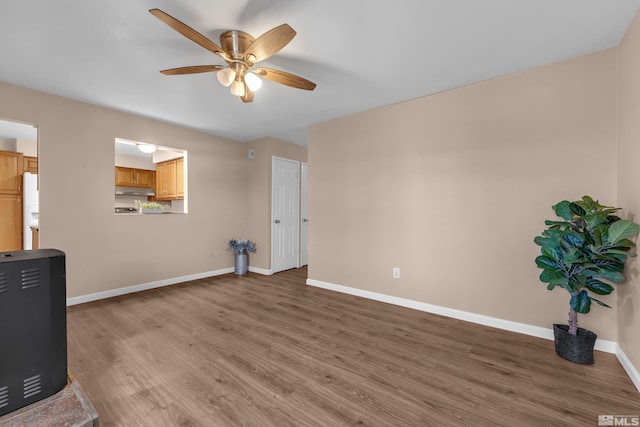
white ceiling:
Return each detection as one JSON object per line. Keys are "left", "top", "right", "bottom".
{"left": 1, "top": 0, "right": 639, "bottom": 146}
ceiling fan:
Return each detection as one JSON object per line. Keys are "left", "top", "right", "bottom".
{"left": 149, "top": 8, "right": 317, "bottom": 103}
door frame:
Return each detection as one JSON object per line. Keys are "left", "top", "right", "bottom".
{"left": 271, "top": 156, "right": 301, "bottom": 273}
{"left": 300, "top": 162, "right": 309, "bottom": 267}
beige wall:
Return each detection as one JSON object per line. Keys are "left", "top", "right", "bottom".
{"left": 617, "top": 11, "right": 640, "bottom": 371}
{"left": 245, "top": 137, "right": 307, "bottom": 271}
{"left": 0, "top": 82, "right": 249, "bottom": 298}
{"left": 309, "top": 49, "right": 620, "bottom": 340}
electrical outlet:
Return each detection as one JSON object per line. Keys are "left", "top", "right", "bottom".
{"left": 393, "top": 267, "right": 400, "bottom": 278}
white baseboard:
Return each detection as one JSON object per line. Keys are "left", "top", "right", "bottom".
{"left": 67, "top": 265, "right": 275, "bottom": 306}
{"left": 306, "top": 278, "right": 638, "bottom": 392}
{"left": 66, "top": 267, "right": 234, "bottom": 306}
{"left": 249, "top": 266, "right": 273, "bottom": 275}
{"left": 616, "top": 345, "right": 640, "bottom": 393}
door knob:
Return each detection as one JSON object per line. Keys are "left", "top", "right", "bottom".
{"left": 274, "top": 219, "right": 281, "bottom": 224}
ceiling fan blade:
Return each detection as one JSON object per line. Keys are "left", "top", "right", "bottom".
{"left": 160, "top": 65, "right": 225, "bottom": 75}
{"left": 245, "top": 24, "right": 296, "bottom": 63}
{"left": 149, "top": 9, "right": 225, "bottom": 57}
{"left": 254, "top": 68, "right": 316, "bottom": 91}
{"left": 241, "top": 82, "right": 254, "bottom": 103}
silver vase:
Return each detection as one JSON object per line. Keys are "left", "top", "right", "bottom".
{"left": 234, "top": 252, "right": 248, "bottom": 275}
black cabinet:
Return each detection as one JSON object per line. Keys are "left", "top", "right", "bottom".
{"left": 0, "top": 249, "right": 67, "bottom": 416}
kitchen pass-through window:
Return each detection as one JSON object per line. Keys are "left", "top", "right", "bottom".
{"left": 114, "top": 138, "right": 187, "bottom": 215}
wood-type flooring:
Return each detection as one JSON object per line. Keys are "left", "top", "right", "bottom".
{"left": 67, "top": 267, "right": 640, "bottom": 426}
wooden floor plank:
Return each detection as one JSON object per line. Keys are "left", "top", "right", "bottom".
{"left": 67, "top": 267, "right": 640, "bottom": 426}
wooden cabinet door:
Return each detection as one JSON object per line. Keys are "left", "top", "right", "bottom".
{"left": 156, "top": 160, "right": 177, "bottom": 200}
{"left": 136, "top": 169, "right": 154, "bottom": 188}
{"left": 24, "top": 156, "right": 38, "bottom": 173}
{"left": 155, "top": 162, "right": 165, "bottom": 199}
{"left": 162, "top": 161, "right": 177, "bottom": 199}
{"left": 0, "top": 151, "right": 24, "bottom": 194}
{"left": 176, "top": 158, "right": 184, "bottom": 199}
{"left": 153, "top": 159, "right": 186, "bottom": 199}
{"left": 0, "top": 194, "right": 23, "bottom": 251}
{"left": 115, "top": 167, "right": 134, "bottom": 186}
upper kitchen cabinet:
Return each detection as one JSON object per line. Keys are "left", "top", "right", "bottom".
{"left": 156, "top": 159, "right": 183, "bottom": 200}
{"left": 115, "top": 166, "right": 155, "bottom": 188}
{"left": 176, "top": 158, "right": 184, "bottom": 199}
{"left": 23, "top": 156, "right": 37, "bottom": 173}
{"left": 0, "top": 150, "right": 24, "bottom": 194}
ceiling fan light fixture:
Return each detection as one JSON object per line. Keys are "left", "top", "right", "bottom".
{"left": 230, "top": 79, "right": 245, "bottom": 97}
{"left": 244, "top": 72, "right": 262, "bottom": 92}
{"left": 216, "top": 68, "right": 235, "bottom": 87}
{"left": 149, "top": 10, "right": 317, "bottom": 103}
{"left": 138, "top": 144, "right": 157, "bottom": 154}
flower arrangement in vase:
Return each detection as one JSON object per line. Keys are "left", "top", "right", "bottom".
{"left": 228, "top": 239, "right": 256, "bottom": 275}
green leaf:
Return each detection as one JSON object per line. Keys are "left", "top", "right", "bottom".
{"left": 606, "top": 215, "right": 622, "bottom": 225}
{"left": 553, "top": 201, "right": 573, "bottom": 221}
{"left": 600, "top": 249, "right": 633, "bottom": 256}
{"left": 535, "top": 256, "right": 560, "bottom": 269}
{"left": 590, "top": 296, "right": 611, "bottom": 308}
{"left": 541, "top": 246, "right": 562, "bottom": 261}
{"left": 592, "top": 225, "right": 605, "bottom": 246}
{"left": 581, "top": 269, "right": 599, "bottom": 278}
{"left": 594, "top": 270, "right": 625, "bottom": 283}
{"left": 561, "top": 233, "right": 584, "bottom": 249}
{"left": 570, "top": 290, "right": 591, "bottom": 314}
{"left": 585, "top": 279, "right": 614, "bottom": 295}
{"left": 549, "top": 277, "right": 569, "bottom": 289}
{"left": 540, "top": 268, "right": 565, "bottom": 284}
{"left": 607, "top": 220, "right": 640, "bottom": 245}
{"left": 562, "top": 249, "right": 583, "bottom": 264}
{"left": 580, "top": 195, "right": 597, "bottom": 209}
{"left": 595, "top": 262, "right": 625, "bottom": 273}
{"left": 569, "top": 202, "right": 586, "bottom": 217}
{"left": 612, "top": 239, "right": 636, "bottom": 249}
{"left": 583, "top": 213, "right": 608, "bottom": 230}
{"left": 544, "top": 220, "right": 569, "bottom": 227}
{"left": 534, "top": 236, "right": 545, "bottom": 246}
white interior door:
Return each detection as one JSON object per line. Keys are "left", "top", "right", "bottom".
{"left": 272, "top": 157, "right": 300, "bottom": 273}
{"left": 300, "top": 162, "right": 309, "bottom": 266}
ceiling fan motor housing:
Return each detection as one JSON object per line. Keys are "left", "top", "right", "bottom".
{"left": 221, "top": 31, "right": 254, "bottom": 61}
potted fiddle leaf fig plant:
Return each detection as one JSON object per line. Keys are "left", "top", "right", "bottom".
{"left": 228, "top": 239, "right": 256, "bottom": 275}
{"left": 534, "top": 196, "right": 639, "bottom": 364}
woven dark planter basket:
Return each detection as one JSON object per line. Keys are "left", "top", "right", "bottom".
{"left": 553, "top": 324, "right": 597, "bottom": 364}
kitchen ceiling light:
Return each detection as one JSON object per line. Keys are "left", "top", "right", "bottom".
{"left": 138, "top": 144, "right": 157, "bottom": 154}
